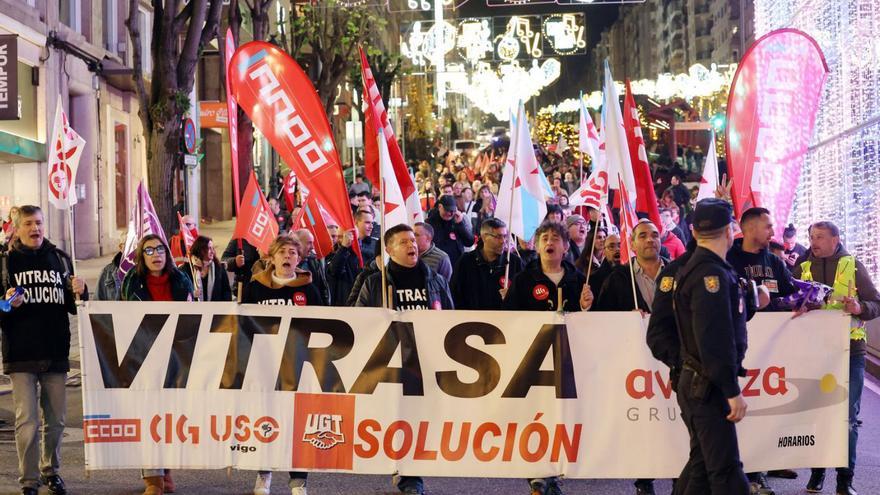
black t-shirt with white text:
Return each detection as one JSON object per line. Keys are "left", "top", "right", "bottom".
{"left": 389, "top": 261, "right": 429, "bottom": 310}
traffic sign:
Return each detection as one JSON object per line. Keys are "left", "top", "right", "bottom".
{"left": 183, "top": 118, "right": 197, "bottom": 153}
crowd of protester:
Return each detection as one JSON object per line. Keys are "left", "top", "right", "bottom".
{"left": 0, "top": 141, "right": 874, "bottom": 495}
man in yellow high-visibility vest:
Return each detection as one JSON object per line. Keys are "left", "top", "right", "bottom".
{"left": 793, "top": 221, "right": 879, "bottom": 495}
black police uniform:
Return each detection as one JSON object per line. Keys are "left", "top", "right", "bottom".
{"left": 646, "top": 247, "right": 693, "bottom": 372}
{"left": 672, "top": 199, "right": 750, "bottom": 495}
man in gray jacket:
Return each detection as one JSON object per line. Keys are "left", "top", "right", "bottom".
{"left": 414, "top": 222, "right": 452, "bottom": 282}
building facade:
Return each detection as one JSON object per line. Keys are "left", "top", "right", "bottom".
{"left": 0, "top": 0, "right": 150, "bottom": 258}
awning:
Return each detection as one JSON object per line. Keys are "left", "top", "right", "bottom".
{"left": 0, "top": 130, "right": 45, "bottom": 163}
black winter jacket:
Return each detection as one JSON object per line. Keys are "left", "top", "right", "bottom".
{"left": 121, "top": 267, "right": 194, "bottom": 302}
{"left": 1, "top": 240, "right": 88, "bottom": 373}
{"left": 503, "top": 260, "right": 586, "bottom": 312}
{"left": 451, "top": 246, "right": 524, "bottom": 310}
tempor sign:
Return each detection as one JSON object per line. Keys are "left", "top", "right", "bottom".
{"left": 0, "top": 35, "right": 19, "bottom": 121}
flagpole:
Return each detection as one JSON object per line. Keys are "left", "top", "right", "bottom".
{"left": 378, "top": 134, "right": 389, "bottom": 310}
{"left": 621, "top": 175, "right": 640, "bottom": 312}
{"left": 578, "top": 91, "right": 584, "bottom": 185}
{"left": 585, "top": 215, "right": 599, "bottom": 282}
{"left": 503, "top": 106, "right": 521, "bottom": 292}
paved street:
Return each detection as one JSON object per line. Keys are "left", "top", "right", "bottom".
{"left": 0, "top": 375, "right": 878, "bottom": 494}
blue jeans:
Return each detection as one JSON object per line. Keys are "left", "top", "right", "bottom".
{"left": 812, "top": 352, "right": 865, "bottom": 478}
{"left": 845, "top": 353, "right": 865, "bottom": 472}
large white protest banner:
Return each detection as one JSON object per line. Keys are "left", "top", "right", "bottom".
{"left": 79, "top": 303, "right": 849, "bottom": 477}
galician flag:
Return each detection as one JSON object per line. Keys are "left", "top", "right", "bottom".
{"left": 697, "top": 134, "right": 719, "bottom": 201}
{"left": 47, "top": 100, "right": 86, "bottom": 209}
{"left": 602, "top": 60, "right": 636, "bottom": 197}
{"left": 496, "top": 103, "right": 549, "bottom": 241}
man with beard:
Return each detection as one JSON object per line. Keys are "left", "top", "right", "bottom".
{"left": 451, "top": 218, "right": 523, "bottom": 309}
{"left": 794, "top": 221, "right": 880, "bottom": 495}
{"left": 588, "top": 233, "right": 621, "bottom": 297}
{"left": 596, "top": 220, "right": 666, "bottom": 313}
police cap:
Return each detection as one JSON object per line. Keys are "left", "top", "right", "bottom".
{"left": 692, "top": 198, "right": 735, "bottom": 232}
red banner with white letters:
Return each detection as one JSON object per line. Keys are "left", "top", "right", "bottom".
{"left": 232, "top": 171, "right": 279, "bottom": 255}
{"left": 228, "top": 41, "right": 362, "bottom": 265}
{"left": 726, "top": 29, "right": 828, "bottom": 233}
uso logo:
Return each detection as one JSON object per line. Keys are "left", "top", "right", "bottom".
{"left": 533, "top": 284, "right": 549, "bottom": 301}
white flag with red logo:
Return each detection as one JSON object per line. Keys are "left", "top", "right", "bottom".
{"left": 177, "top": 212, "right": 198, "bottom": 255}
{"left": 360, "top": 47, "right": 422, "bottom": 224}
{"left": 569, "top": 132, "right": 609, "bottom": 211}
{"left": 697, "top": 135, "right": 719, "bottom": 201}
{"left": 618, "top": 176, "right": 638, "bottom": 265}
{"left": 377, "top": 130, "right": 408, "bottom": 232}
{"left": 47, "top": 100, "right": 86, "bottom": 209}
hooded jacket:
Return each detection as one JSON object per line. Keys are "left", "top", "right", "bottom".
{"left": 121, "top": 266, "right": 194, "bottom": 302}
{"left": 792, "top": 244, "right": 880, "bottom": 356}
{"left": 426, "top": 208, "right": 475, "bottom": 267}
{"left": 1, "top": 239, "right": 87, "bottom": 373}
{"left": 243, "top": 266, "right": 322, "bottom": 306}
{"left": 355, "top": 259, "right": 454, "bottom": 310}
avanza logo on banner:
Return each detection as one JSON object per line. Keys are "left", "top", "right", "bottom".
{"left": 78, "top": 303, "right": 850, "bottom": 477}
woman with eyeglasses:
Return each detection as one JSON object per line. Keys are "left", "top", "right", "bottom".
{"left": 120, "top": 234, "right": 194, "bottom": 495}
{"left": 181, "top": 235, "right": 232, "bottom": 301}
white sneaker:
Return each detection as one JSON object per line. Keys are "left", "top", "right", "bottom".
{"left": 253, "top": 472, "right": 272, "bottom": 495}
{"left": 290, "top": 486, "right": 308, "bottom": 495}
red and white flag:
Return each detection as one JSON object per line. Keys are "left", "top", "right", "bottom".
{"left": 377, "top": 130, "right": 408, "bottom": 231}
{"left": 578, "top": 96, "right": 600, "bottom": 166}
{"left": 47, "top": 100, "right": 86, "bottom": 210}
{"left": 360, "top": 46, "right": 422, "bottom": 224}
{"left": 623, "top": 80, "right": 662, "bottom": 230}
{"left": 602, "top": 61, "right": 636, "bottom": 197}
{"left": 282, "top": 170, "right": 298, "bottom": 213}
{"left": 569, "top": 146, "right": 609, "bottom": 211}
{"left": 618, "top": 176, "right": 638, "bottom": 265}
{"left": 176, "top": 212, "right": 198, "bottom": 255}
{"left": 232, "top": 171, "right": 279, "bottom": 255}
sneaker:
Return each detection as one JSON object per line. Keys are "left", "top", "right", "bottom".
{"left": 635, "top": 479, "right": 655, "bottom": 495}
{"left": 290, "top": 476, "right": 308, "bottom": 495}
{"left": 529, "top": 478, "right": 547, "bottom": 495}
{"left": 40, "top": 474, "right": 68, "bottom": 495}
{"left": 254, "top": 472, "right": 272, "bottom": 495}
{"left": 21, "top": 488, "right": 38, "bottom": 495}
{"left": 836, "top": 472, "right": 857, "bottom": 495}
{"left": 807, "top": 469, "right": 826, "bottom": 492}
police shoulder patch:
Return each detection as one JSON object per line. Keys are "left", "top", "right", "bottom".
{"left": 704, "top": 275, "right": 720, "bottom": 293}
{"left": 659, "top": 276, "right": 674, "bottom": 292}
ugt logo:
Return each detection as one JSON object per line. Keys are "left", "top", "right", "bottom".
{"left": 293, "top": 393, "right": 355, "bottom": 470}
{"left": 303, "top": 414, "right": 344, "bottom": 449}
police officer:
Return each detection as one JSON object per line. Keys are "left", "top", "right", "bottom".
{"left": 673, "top": 198, "right": 750, "bottom": 495}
